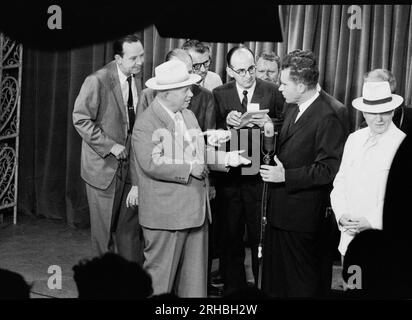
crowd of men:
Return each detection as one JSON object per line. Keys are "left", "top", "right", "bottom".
{"left": 72, "top": 34, "right": 411, "bottom": 298}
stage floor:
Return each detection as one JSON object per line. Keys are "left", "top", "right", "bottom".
{"left": 0, "top": 213, "right": 343, "bottom": 298}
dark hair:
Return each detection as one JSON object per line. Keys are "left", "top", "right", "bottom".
{"left": 182, "top": 39, "right": 210, "bottom": 55}
{"left": 258, "top": 51, "right": 281, "bottom": 70}
{"left": 281, "top": 49, "right": 319, "bottom": 89}
{"left": 364, "top": 69, "right": 397, "bottom": 93}
{"left": 226, "top": 45, "right": 255, "bottom": 67}
{"left": 113, "top": 34, "right": 141, "bottom": 57}
{"left": 73, "top": 253, "right": 153, "bottom": 299}
{"left": 0, "top": 268, "right": 31, "bottom": 299}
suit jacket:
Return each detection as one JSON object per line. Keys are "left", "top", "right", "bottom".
{"left": 268, "top": 91, "right": 346, "bottom": 233}
{"left": 132, "top": 98, "right": 227, "bottom": 230}
{"left": 73, "top": 61, "right": 142, "bottom": 189}
{"left": 213, "top": 78, "right": 284, "bottom": 178}
{"left": 137, "top": 84, "right": 216, "bottom": 131}
{"left": 321, "top": 89, "right": 350, "bottom": 137}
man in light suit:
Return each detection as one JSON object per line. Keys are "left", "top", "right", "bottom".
{"left": 259, "top": 50, "right": 346, "bottom": 297}
{"left": 133, "top": 60, "right": 250, "bottom": 297}
{"left": 73, "top": 34, "right": 144, "bottom": 263}
{"left": 213, "top": 45, "right": 284, "bottom": 295}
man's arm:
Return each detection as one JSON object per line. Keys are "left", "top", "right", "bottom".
{"left": 284, "top": 114, "right": 346, "bottom": 193}
{"left": 72, "top": 75, "right": 117, "bottom": 157}
{"left": 133, "top": 121, "right": 193, "bottom": 184}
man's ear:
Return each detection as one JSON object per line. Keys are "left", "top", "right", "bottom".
{"left": 114, "top": 54, "right": 122, "bottom": 64}
{"left": 226, "top": 67, "right": 233, "bottom": 78}
{"left": 297, "top": 82, "right": 306, "bottom": 94}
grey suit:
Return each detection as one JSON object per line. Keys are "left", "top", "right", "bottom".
{"left": 73, "top": 60, "right": 142, "bottom": 260}
{"left": 132, "top": 98, "right": 227, "bottom": 296}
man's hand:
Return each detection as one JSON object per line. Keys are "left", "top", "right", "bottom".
{"left": 339, "top": 214, "right": 360, "bottom": 236}
{"left": 351, "top": 216, "right": 372, "bottom": 233}
{"left": 126, "top": 186, "right": 138, "bottom": 208}
{"left": 209, "top": 185, "right": 216, "bottom": 200}
{"left": 226, "top": 110, "right": 242, "bottom": 128}
{"left": 199, "top": 130, "right": 232, "bottom": 147}
{"left": 249, "top": 114, "right": 271, "bottom": 128}
{"left": 110, "top": 143, "right": 127, "bottom": 160}
{"left": 225, "top": 150, "right": 251, "bottom": 167}
{"left": 191, "top": 162, "right": 208, "bottom": 180}
{"left": 259, "top": 156, "right": 285, "bottom": 183}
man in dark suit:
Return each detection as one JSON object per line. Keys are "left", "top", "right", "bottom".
{"left": 73, "top": 34, "right": 144, "bottom": 264}
{"left": 213, "top": 45, "right": 284, "bottom": 295}
{"left": 259, "top": 50, "right": 346, "bottom": 297}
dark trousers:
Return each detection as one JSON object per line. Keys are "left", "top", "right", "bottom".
{"left": 218, "top": 178, "right": 263, "bottom": 295}
{"left": 262, "top": 226, "right": 321, "bottom": 298}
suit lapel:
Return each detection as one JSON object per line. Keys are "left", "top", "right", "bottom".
{"left": 251, "top": 79, "right": 264, "bottom": 107}
{"left": 108, "top": 62, "right": 128, "bottom": 126}
{"left": 280, "top": 95, "right": 321, "bottom": 147}
{"left": 227, "top": 82, "right": 244, "bottom": 112}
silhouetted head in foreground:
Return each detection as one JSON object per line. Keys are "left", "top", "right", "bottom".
{"left": 73, "top": 253, "right": 153, "bottom": 299}
{"left": 0, "top": 268, "right": 31, "bottom": 299}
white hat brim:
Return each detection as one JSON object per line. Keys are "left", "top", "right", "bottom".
{"left": 352, "top": 94, "right": 403, "bottom": 113}
{"left": 145, "top": 74, "right": 201, "bottom": 90}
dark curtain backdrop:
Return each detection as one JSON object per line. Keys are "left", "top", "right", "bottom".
{"left": 18, "top": 5, "right": 412, "bottom": 227}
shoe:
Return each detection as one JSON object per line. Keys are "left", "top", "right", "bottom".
{"left": 208, "top": 284, "right": 223, "bottom": 297}
{"left": 210, "top": 270, "right": 224, "bottom": 287}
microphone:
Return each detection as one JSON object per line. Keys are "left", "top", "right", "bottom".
{"left": 263, "top": 121, "right": 275, "bottom": 154}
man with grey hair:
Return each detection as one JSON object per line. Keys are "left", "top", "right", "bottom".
{"left": 363, "top": 68, "right": 412, "bottom": 135}
{"left": 256, "top": 51, "right": 281, "bottom": 85}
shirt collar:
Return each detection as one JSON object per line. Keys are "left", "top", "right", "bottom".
{"left": 236, "top": 81, "right": 256, "bottom": 101}
{"left": 298, "top": 91, "right": 320, "bottom": 113}
{"left": 116, "top": 64, "right": 130, "bottom": 84}
{"left": 158, "top": 100, "right": 179, "bottom": 121}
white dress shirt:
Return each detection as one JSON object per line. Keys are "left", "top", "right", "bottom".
{"left": 236, "top": 81, "right": 256, "bottom": 111}
{"left": 295, "top": 91, "right": 320, "bottom": 122}
{"left": 330, "top": 122, "right": 406, "bottom": 255}
{"left": 117, "top": 64, "right": 138, "bottom": 115}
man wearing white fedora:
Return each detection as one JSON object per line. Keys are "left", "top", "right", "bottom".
{"left": 331, "top": 81, "right": 406, "bottom": 260}
{"left": 131, "top": 60, "right": 250, "bottom": 297}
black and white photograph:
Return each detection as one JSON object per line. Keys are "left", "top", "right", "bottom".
{"left": 1, "top": 2, "right": 412, "bottom": 306}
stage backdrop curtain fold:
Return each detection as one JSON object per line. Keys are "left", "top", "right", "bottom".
{"left": 17, "top": 5, "right": 412, "bottom": 226}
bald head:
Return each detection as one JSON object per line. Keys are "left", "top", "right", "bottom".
{"left": 165, "top": 48, "right": 193, "bottom": 73}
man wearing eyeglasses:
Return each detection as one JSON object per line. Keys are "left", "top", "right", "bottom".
{"left": 182, "top": 40, "right": 223, "bottom": 91}
{"left": 212, "top": 45, "right": 284, "bottom": 295}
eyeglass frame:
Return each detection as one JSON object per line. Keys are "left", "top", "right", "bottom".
{"left": 229, "top": 64, "right": 257, "bottom": 77}
{"left": 192, "top": 59, "right": 211, "bottom": 71}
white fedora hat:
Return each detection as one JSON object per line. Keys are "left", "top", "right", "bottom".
{"left": 145, "top": 60, "right": 201, "bottom": 90}
{"left": 352, "top": 81, "right": 403, "bottom": 113}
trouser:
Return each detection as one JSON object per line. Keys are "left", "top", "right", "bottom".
{"left": 218, "top": 179, "right": 263, "bottom": 295}
{"left": 142, "top": 221, "right": 208, "bottom": 297}
{"left": 262, "top": 226, "right": 321, "bottom": 298}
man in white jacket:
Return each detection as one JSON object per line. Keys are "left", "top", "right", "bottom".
{"left": 331, "top": 81, "right": 405, "bottom": 257}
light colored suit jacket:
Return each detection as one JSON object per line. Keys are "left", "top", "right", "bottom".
{"left": 73, "top": 61, "right": 142, "bottom": 189}
{"left": 331, "top": 122, "right": 405, "bottom": 255}
{"left": 132, "top": 98, "right": 227, "bottom": 230}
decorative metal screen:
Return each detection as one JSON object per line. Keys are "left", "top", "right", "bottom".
{"left": 0, "top": 33, "right": 22, "bottom": 224}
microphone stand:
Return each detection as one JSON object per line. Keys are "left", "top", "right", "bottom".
{"left": 257, "top": 129, "right": 278, "bottom": 290}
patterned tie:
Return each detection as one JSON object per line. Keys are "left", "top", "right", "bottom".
{"left": 127, "top": 75, "right": 135, "bottom": 133}
{"left": 242, "top": 90, "right": 248, "bottom": 110}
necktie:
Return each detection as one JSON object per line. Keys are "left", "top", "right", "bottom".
{"left": 242, "top": 90, "right": 248, "bottom": 110}
{"left": 287, "top": 106, "right": 299, "bottom": 134}
{"left": 175, "top": 112, "right": 185, "bottom": 141}
{"left": 127, "top": 75, "right": 135, "bottom": 133}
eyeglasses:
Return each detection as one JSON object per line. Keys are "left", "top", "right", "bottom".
{"left": 230, "top": 65, "right": 256, "bottom": 77}
{"left": 193, "top": 59, "right": 211, "bottom": 71}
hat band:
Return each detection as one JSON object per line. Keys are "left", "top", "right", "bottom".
{"left": 363, "top": 96, "right": 392, "bottom": 105}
